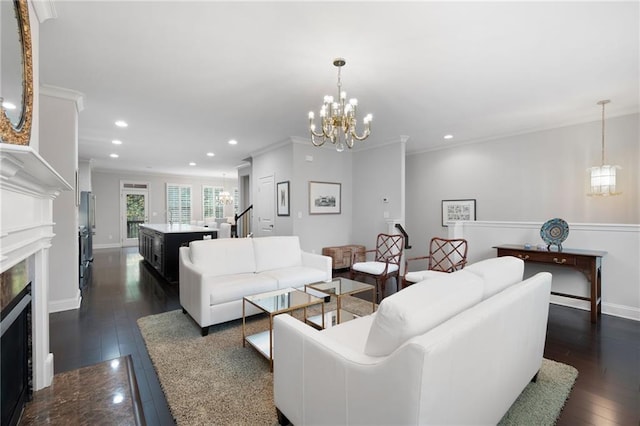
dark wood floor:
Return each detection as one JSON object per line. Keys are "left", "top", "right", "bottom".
{"left": 47, "top": 247, "right": 639, "bottom": 425}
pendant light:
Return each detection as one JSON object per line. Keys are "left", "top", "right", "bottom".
{"left": 587, "top": 100, "right": 621, "bottom": 196}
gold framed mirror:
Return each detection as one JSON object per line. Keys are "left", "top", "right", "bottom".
{"left": 0, "top": 0, "right": 34, "bottom": 145}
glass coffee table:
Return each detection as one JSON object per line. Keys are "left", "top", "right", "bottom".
{"left": 242, "top": 287, "right": 324, "bottom": 371}
{"left": 305, "top": 278, "right": 376, "bottom": 329}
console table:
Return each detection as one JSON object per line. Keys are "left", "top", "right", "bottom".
{"left": 494, "top": 244, "right": 606, "bottom": 323}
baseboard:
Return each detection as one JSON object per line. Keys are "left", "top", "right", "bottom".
{"left": 48, "top": 290, "right": 81, "bottom": 313}
{"left": 602, "top": 302, "right": 640, "bottom": 321}
{"left": 44, "top": 353, "right": 54, "bottom": 388}
{"left": 550, "top": 297, "right": 639, "bottom": 321}
{"left": 94, "top": 243, "right": 122, "bottom": 249}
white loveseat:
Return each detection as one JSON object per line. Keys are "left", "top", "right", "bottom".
{"left": 179, "top": 236, "right": 331, "bottom": 336}
{"left": 273, "top": 257, "right": 552, "bottom": 425}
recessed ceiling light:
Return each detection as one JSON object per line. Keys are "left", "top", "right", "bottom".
{"left": 444, "top": 134, "right": 453, "bottom": 140}
{"left": 206, "top": 152, "right": 215, "bottom": 157}
{"left": 2, "top": 101, "right": 16, "bottom": 110}
{"left": 112, "top": 139, "right": 122, "bottom": 145}
{"left": 228, "top": 139, "right": 238, "bottom": 145}
{"left": 189, "top": 162, "right": 196, "bottom": 166}
{"left": 110, "top": 153, "right": 119, "bottom": 158}
{"left": 115, "top": 120, "right": 128, "bottom": 128}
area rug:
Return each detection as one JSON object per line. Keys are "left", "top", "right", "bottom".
{"left": 138, "top": 298, "right": 577, "bottom": 426}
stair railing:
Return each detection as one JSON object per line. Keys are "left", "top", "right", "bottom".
{"left": 394, "top": 223, "right": 412, "bottom": 249}
{"left": 234, "top": 205, "right": 253, "bottom": 238}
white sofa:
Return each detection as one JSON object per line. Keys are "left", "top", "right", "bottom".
{"left": 179, "top": 236, "right": 331, "bottom": 336}
{"left": 273, "top": 257, "right": 552, "bottom": 425}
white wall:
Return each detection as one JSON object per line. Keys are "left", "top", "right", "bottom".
{"left": 249, "top": 138, "right": 355, "bottom": 253}
{"left": 405, "top": 114, "right": 639, "bottom": 321}
{"left": 405, "top": 113, "right": 639, "bottom": 258}
{"left": 249, "top": 137, "right": 407, "bottom": 254}
{"left": 39, "top": 89, "right": 82, "bottom": 312}
{"left": 451, "top": 221, "right": 640, "bottom": 321}
{"left": 351, "top": 140, "right": 406, "bottom": 250}
{"left": 78, "top": 159, "right": 92, "bottom": 192}
{"left": 92, "top": 170, "right": 237, "bottom": 247}
{"left": 292, "top": 140, "right": 354, "bottom": 253}
{"left": 251, "top": 142, "right": 293, "bottom": 237}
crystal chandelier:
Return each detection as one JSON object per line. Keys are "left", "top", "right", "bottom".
{"left": 217, "top": 174, "right": 234, "bottom": 205}
{"left": 308, "top": 58, "right": 372, "bottom": 152}
{"left": 587, "top": 100, "right": 621, "bottom": 196}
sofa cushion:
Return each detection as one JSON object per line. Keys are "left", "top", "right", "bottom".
{"left": 464, "top": 256, "right": 524, "bottom": 299}
{"left": 404, "top": 269, "right": 447, "bottom": 284}
{"left": 206, "top": 273, "right": 277, "bottom": 306}
{"left": 260, "top": 266, "right": 328, "bottom": 289}
{"left": 364, "top": 270, "right": 484, "bottom": 357}
{"left": 253, "top": 236, "right": 302, "bottom": 273}
{"left": 189, "top": 238, "right": 256, "bottom": 276}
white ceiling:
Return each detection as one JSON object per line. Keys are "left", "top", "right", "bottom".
{"left": 39, "top": 1, "right": 639, "bottom": 179}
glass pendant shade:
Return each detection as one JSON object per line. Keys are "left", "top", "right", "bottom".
{"left": 587, "top": 100, "right": 621, "bottom": 196}
{"left": 588, "top": 165, "right": 620, "bottom": 196}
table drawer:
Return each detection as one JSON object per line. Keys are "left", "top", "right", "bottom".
{"left": 498, "top": 249, "right": 577, "bottom": 266}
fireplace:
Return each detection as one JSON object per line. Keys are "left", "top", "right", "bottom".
{"left": 0, "top": 261, "right": 33, "bottom": 426}
{"left": 0, "top": 144, "right": 72, "bottom": 397}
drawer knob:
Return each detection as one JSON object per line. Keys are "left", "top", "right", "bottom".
{"left": 518, "top": 254, "right": 530, "bottom": 260}
{"left": 553, "top": 257, "right": 567, "bottom": 264}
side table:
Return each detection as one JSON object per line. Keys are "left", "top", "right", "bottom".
{"left": 322, "top": 245, "right": 366, "bottom": 270}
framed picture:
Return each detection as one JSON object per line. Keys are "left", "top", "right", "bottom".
{"left": 276, "top": 181, "right": 290, "bottom": 216}
{"left": 309, "top": 181, "right": 341, "bottom": 214}
{"left": 441, "top": 199, "right": 476, "bottom": 227}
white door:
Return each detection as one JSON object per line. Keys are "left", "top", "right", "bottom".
{"left": 121, "top": 185, "right": 149, "bottom": 247}
{"left": 256, "top": 175, "right": 275, "bottom": 237}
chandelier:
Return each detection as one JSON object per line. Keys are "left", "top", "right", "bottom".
{"left": 217, "top": 174, "right": 234, "bottom": 205}
{"left": 308, "top": 58, "right": 372, "bottom": 152}
{"left": 587, "top": 100, "right": 621, "bottom": 196}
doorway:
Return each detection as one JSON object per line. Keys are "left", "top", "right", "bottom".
{"left": 120, "top": 182, "right": 149, "bottom": 247}
{"left": 256, "top": 175, "right": 274, "bottom": 237}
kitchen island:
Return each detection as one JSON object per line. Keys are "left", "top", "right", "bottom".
{"left": 138, "top": 223, "right": 217, "bottom": 282}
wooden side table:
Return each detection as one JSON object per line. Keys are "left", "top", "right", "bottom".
{"left": 322, "top": 245, "right": 366, "bottom": 270}
{"left": 494, "top": 244, "right": 607, "bottom": 323}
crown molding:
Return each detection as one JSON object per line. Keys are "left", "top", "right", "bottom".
{"left": 40, "top": 84, "right": 85, "bottom": 113}
{"left": 32, "top": 0, "right": 57, "bottom": 23}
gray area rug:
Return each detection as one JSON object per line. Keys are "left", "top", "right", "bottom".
{"left": 138, "top": 298, "right": 577, "bottom": 426}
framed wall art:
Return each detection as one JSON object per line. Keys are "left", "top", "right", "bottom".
{"left": 309, "top": 181, "right": 341, "bottom": 214}
{"left": 441, "top": 199, "right": 476, "bottom": 227}
{"left": 276, "top": 181, "right": 290, "bottom": 216}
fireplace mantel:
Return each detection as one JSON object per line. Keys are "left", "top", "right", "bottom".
{"left": 0, "top": 143, "right": 71, "bottom": 390}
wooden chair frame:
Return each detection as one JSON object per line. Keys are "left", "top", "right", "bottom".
{"left": 350, "top": 233, "right": 404, "bottom": 302}
{"left": 402, "top": 237, "right": 468, "bottom": 289}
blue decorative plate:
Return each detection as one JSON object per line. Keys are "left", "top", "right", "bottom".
{"left": 540, "top": 218, "right": 569, "bottom": 250}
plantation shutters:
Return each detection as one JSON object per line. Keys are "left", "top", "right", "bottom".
{"left": 203, "top": 186, "right": 225, "bottom": 219}
{"left": 166, "top": 184, "right": 192, "bottom": 224}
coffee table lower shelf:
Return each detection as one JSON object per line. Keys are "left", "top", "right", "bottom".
{"left": 245, "top": 330, "right": 271, "bottom": 359}
{"left": 307, "top": 309, "right": 360, "bottom": 329}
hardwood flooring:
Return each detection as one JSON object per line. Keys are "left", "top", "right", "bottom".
{"left": 42, "top": 247, "right": 638, "bottom": 425}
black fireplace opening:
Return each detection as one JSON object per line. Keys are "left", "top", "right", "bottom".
{"left": 1, "top": 283, "right": 32, "bottom": 426}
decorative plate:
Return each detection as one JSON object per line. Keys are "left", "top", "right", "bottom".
{"left": 540, "top": 218, "right": 569, "bottom": 250}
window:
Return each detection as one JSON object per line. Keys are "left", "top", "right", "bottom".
{"left": 203, "top": 186, "right": 225, "bottom": 219}
{"left": 166, "top": 184, "right": 192, "bottom": 224}
{"left": 234, "top": 188, "right": 239, "bottom": 215}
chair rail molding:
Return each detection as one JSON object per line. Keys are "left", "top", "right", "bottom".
{"left": 449, "top": 220, "right": 640, "bottom": 321}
